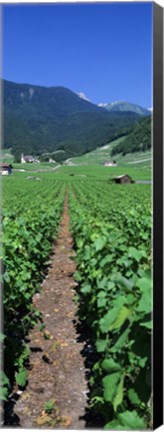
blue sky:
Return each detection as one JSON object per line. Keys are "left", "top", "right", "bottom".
{"left": 2, "top": 3, "right": 152, "bottom": 108}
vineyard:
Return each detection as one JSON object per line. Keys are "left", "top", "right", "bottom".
{"left": 2, "top": 175, "right": 66, "bottom": 399}
{"left": 1, "top": 170, "right": 152, "bottom": 429}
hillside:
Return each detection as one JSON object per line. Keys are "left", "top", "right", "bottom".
{"left": 63, "top": 136, "right": 152, "bottom": 170}
{"left": 103, "top": 101, "right": 150, "bottom": 116}
{"left": 111, "top": 115, "right": 152, "bottom": 156}
{"left": 3, "top": 80, "right": 142, "bottom": 161}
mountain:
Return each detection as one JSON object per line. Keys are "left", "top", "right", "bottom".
{"left": 3, "top": 80, "right": 143, "bottom": 161}
{"left": 111, "top": 115, "right": 152, "bottom": 157}
{"left": 99, "top": 101, "right": 150, "bottom": 117}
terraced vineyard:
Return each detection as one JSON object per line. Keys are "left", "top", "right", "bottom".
{"left": 1, "top": 171, "right": 152, "bottom": 429}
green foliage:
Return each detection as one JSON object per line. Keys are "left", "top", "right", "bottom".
{"left": 68, "top": 179, "right": 151, "bottom": 428}
{"left": 0, "top": 372, "right": 10, "bottom": 401}
{"left": 44, "top": 399, "right": 56, "bottom": 413}
{"left": 111, "top": 116, "right": 152, "bottom": 156}
{"left": 2, "top": 171, "right": 152, "bottom": 428}
{"left": 2, "top": 175, "right": 66, "bottom": 394}
{"left": 105, "top": 410, "right": 147, "bottom": 430}
{"left": 15, "top": 368, "right": 27, "bottom": 387}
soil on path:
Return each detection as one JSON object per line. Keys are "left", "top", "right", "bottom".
{"left": 13, "top": 193, "right": 89, "bottom": 429}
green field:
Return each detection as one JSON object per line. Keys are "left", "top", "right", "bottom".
{"left": 13, "top": 162, "right": 59, "bottom": 171}
{"left": 57, "top": 163, "right": 151, "bottom": 181}
{"left": 10, "top": 158, "right": 151, "bottom": 182}
{"left": 63, "top": 136, "right": 152, "bottom": 171}
{"left": 1, "top": 136, "right": 152, "bottom": 182}
{"left": 11, "top": 163, "right": 151, "bottom": 181}
{"left": 1, "top": 148, "right": 14, "bottom": 163}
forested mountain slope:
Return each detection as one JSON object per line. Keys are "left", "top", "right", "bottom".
{"left": 3, "top": 79, "right": 143, "bottom": 160}
{"left": 111, "top": 116, "right": 152, "bottom": 156}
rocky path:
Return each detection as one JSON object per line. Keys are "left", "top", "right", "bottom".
{"left": 13, "top": 193, "right": 88, "bottom": 429}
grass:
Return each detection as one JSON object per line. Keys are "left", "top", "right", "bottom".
{"left": 56, "top": 164, "right": 151, "bottom": 181}
{"left": 1, "top": 148, "right": 14, "bottom": 163}
{"left": 7, "top": 162, "right": 151, "bottom": 181}
{"left": 64, "top": 136, "right": 152, "bottom": 170}
{"left": 13, "top": 162, "right": 59, "bottom": 171}
{"left": 2, "top": 135, "right": 152, "bottom": 181}
{"left": 64, "top": 137, "right": 126, "bottom": 165}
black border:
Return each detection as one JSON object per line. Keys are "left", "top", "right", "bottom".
{"left": 153, "top": 2, "right": 163, "bottom": 429}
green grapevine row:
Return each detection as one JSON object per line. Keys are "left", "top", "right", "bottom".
{"left": 69, "top": 181, "right": 152, "bottom": 429}
{"left": 1, "top": 176, "right": 66, "bottom": 399}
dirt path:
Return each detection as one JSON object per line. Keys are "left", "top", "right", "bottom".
{"left": 13, "top": 193, "right": 88, "bottom": 429}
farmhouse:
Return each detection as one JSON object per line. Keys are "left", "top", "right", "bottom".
{"left": 21, "top": 154, "right": 34, "bottom": 163}
{"left": 0, "top": 163, "right": 13, "bottom": 175}
{"left": 113, "top": 174, "right": 134, "bottom": 184}
{"left": 104, "top": 160, "right": 117, "bottom": 167}
{"left": 21, "top": 154, "right": 40, "bottom": 163}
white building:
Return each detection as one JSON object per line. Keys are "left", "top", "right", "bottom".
{"left": 21, "top": 154, "right": 40, "bottom": 163}
{"left": 104, "top": 160, "right": 117, "bottom": 167}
